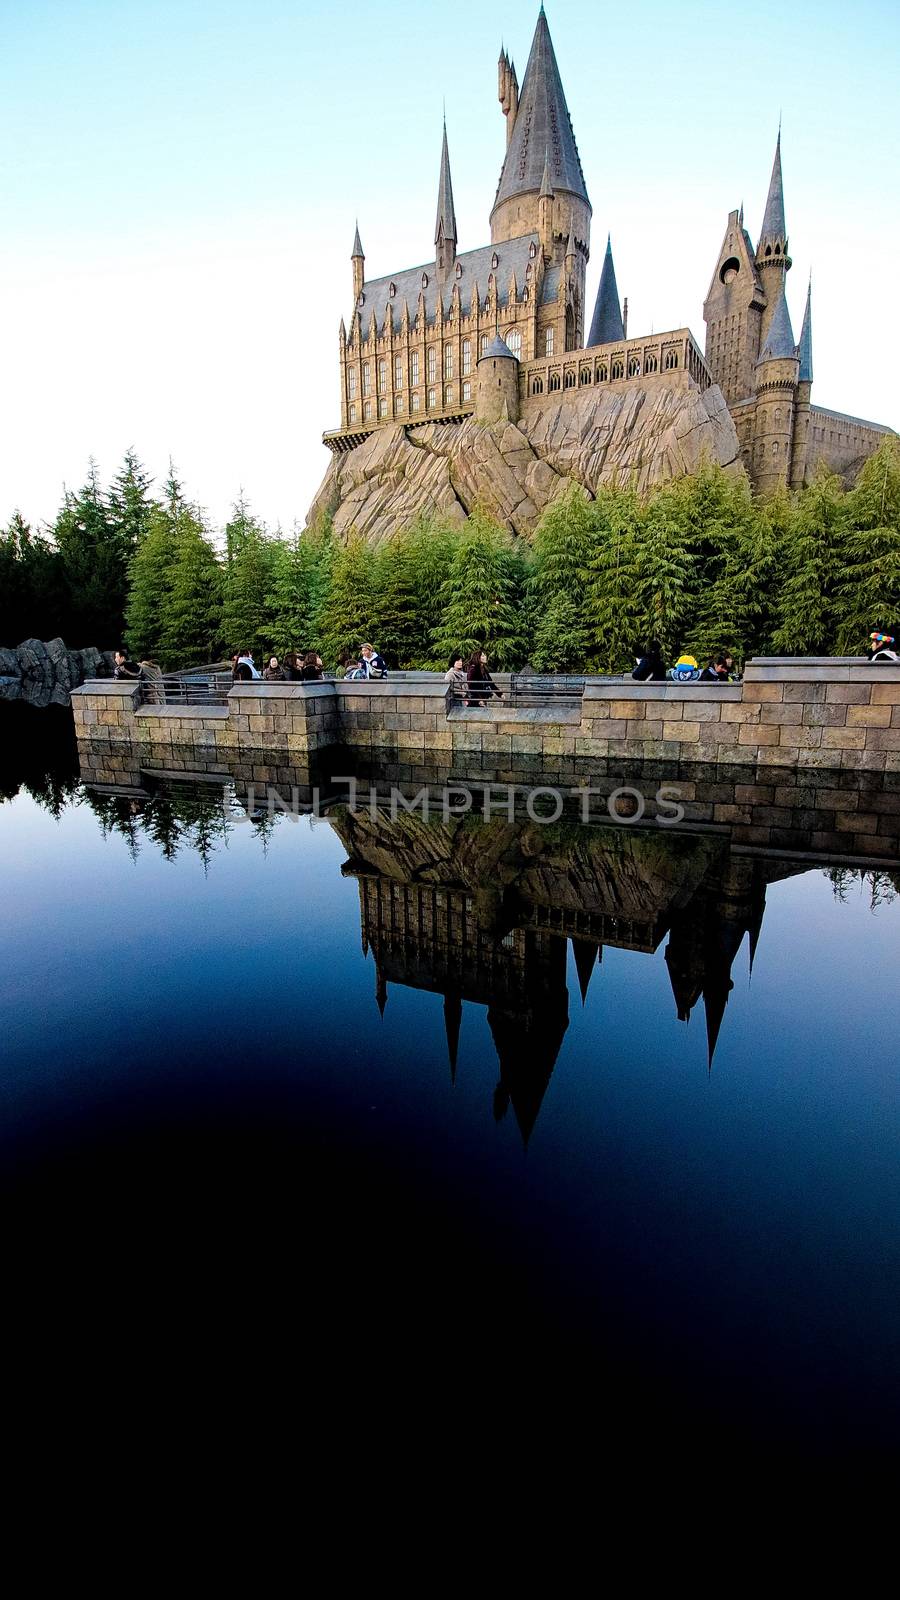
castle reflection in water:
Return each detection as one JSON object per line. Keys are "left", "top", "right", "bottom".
{"left": 6, "top": 719, "right": 896, "bottom": 1147}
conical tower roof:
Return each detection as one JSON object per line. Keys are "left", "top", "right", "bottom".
{"left": 351, "top": 222, "right": 364, "bottom": 259}
{"left": 798, "top": 277, "right": 813, "bottom": 382}
{"left": 570, "top": 938, "right": 599, "bottom": 1006}
{"left": 758, "top": 130, "right": 787, "bottom": 252}
{"left": 587, "top": 235, "right": 625, "bottom": 346}
{"left": 434, "top": 119, "right": 457, "bottom": 246}
{"left": 492, "top": 7, "right": 589, "bottom": 216}
{"left": 757, "top": 285, "right": 796, "bottom": 362}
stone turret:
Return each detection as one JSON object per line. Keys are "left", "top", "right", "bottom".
{"left": 790, "top": 277, "right": 814, "bottom": 488}
{"left": 351, "top": 223, "right": 365, "bottom": 306}
{"left": 587, "top": 236, "right": 625, "bottom": 347}
{"left": 434, "top": 120, "right": 457, "bottom": 286}
{"left": 538, "top": 149, "right": 554, "bottom": 261}
{"left": 756, "top": 131, "right": 792, "bottom": 349}
{"left": 498, "top": 49, "right": 519, "bottom": 147}
{"left": 475, "top": 332, "right": 520, "bottom": 424}
{"left": 753, "top": 286, "right": 799, "bottom": 493}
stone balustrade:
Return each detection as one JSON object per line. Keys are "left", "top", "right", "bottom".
{"left": 71, "top": 659, "right": 900, "bottom": 778}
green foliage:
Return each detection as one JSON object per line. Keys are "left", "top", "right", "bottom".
{"left": 431, "top": 506, "right": 527, "bottom": 668}
{"left": 371, "top": 516, "right": 457, "bottom": 667}
{"left": 772, "top": 465, "right": 850, "bottom": 655}
{"left": 221, "top": 496, "right": 277, "bottom": 660}
{"left": 834, "top": 438, "right": 900, "bottom": 653}
{"left": 584, "top": 482, "right": 642, "bottom": 672}
{"left": 52, "top": 459, "right": 133, "bottom": 646}
{"left": 633, "top": 482, "right": 694, "bottom": 658}
{"left": 318, "top": 532, "right": 378, "bottom": 666}
{"left": 124, "top": 505, "right": 179, "bottom": 660}
{"left": 159, "top": 508, "right": 223, "bottom": 668}
{"left": 529, "top": 484, "right": 595, "bottom": 671}
{"left": 267, "top": 517, "right": 335, "bottom": 654}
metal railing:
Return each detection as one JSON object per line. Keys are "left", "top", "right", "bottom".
{"left": 447, "top": 674, "right": 585, "bottom": 709}
{"left": 138, "top": 672, "right": 230, "bottom": 707}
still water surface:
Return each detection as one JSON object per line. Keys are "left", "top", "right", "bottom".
{"left": 2, "top": 709, "right": 898, "bottom": 1459}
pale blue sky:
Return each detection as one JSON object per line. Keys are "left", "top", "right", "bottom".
{"left": 1, "top": 0, "right": 897, "bottom": 533}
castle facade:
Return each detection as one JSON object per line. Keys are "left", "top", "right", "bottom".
{"left": 324, "top": 6, "right": 891, "bottom": 492}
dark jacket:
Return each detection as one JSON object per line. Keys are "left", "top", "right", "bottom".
{"left": 466, "top": 661, "right": 501, "bottom": 703}
{"left": 632, "top": 652, "right": 665, "bottom": 682}
{"left": 299, "top": 665, "right": 323, "bottom": 681}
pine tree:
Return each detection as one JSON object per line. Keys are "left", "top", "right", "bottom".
{"left": 584, "top": 481, "right": 642, "bottom": 671}
{"left": 267, "top": 517, "right": 335, "bottom": 654}
{"left": 675, "top": 464, "right": 762, "bottom": 663}
{"left": 371, "top": 517, "right": 458, "bottom": 666}
{"left": 529, "top": 484, "right": 595, "bottom": 671}
{"left": 159, "top": 509, "right": 223, "bottom": 667}
{"left": 124, "top": 504, "right": 179, "bottom": 661}
{"left": 221, "top": 495, "right": 276, "bottom": 660}
{"left": 431, "top": 506, "right": 526, "bottom": 668}
{"left": 833, "top": 437, "right": 900, "bottom": 653}
{"left": 53, "top": 460, "right": 131, "bottom": 646}
{"left": 632, "top": 482, "right": 694, "bottom": 659}
{"left": 318, "top": 532, "right": 378, "bottom": 665}
{"left": 108, "top": 448, "right": 155, "bottom": 555}
{"left": 772, "top": 465, "right": 849, "bottom": 655}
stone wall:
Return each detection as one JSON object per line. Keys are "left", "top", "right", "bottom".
{"left": 71, "top": 659, "right": 900, "bottom": 782}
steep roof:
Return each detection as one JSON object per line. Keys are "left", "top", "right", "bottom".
{"left": 353, "top": 233, "right": 539, "bottom": 336}
{"left": 798, "top": 278, "right": 813, "bottom": 382}
{"left": 492, "top": 8, "right": 589, "bottom": 216}
{"left": 480, "top": 333, "right": 517, "bottom": 361}
{"left": 434, "top": 120, "right": 457, "bottom": 246}
{"left": 758, "top": 130, "right": 787, "bottom": 251}
{"left": 757, "top": 286, "right": 796, "bottom": 362}
{"left": 351, "top": 223, "right": 364, "bottom": 259}
{"left": 587, "top": 235, "right": 625, "bottom": 347}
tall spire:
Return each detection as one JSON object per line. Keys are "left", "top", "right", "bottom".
{"left": 757, "top": 282, "right": 796, "bottom": 361}
{"left": 539, "top": 146, "right": 554, "bottom": 199}
{"left": 757, "top": 130, "right": 787, "bottom": 254}
{"left": 434, "top": 119, "right": 457, "bottom": 248}
{"left": 492, "top": 7, "right": 589, "bottom": 215}
{"left": 351, "top": 222, "right": 364, "bottom": 260}
{"left": 798, "top": 276, "right": 813, "bottom": 382}
{"left": 587, "top": 235, "right": 625, "bottom": 347}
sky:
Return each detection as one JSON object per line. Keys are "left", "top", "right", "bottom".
{"left": 0, "top": 0, "right": 898, "bottom": 537}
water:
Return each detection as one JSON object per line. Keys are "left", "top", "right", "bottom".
{"left": 2, "top": 705, "right": 898, "bottom": 1461}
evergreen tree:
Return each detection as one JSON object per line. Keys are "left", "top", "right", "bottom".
{"left": 834, "top": 437, "right": 900, "bottom": 652}
{"left": 159, "top": 509, "right": 223, "bottom": 667}
{"left": 108, "top": 448, "right": 155, "bottom": 554}
{"left": 372, "top": 517, "right": 458, "bottom": 666}
{"left": 772, "top": 465, "right": 849, "bottom": 655}
{"left": 674, "top": 464, "right": 762, "bottom": 663}
{"left": 632, "top": 482, "right": 694, "bottom": 659}
{"left": 431, "top": 506, "right": 526, "bottom": 668}
{"left": 584, "top": 481, "right": 642, "bottom": 671}
{"left": 53, "top": 460, "right": 131, "bottom": 645}
{"left": 318, "top": 532, "right": 378, "bottom": 665}
{"left": 267, "top": 517, "right": 335, "bottom": 654}
{"left": 221, "top": 495, "right": 276, "bottom": 660}
{"left": 529, "top": 485, "right": 595, "bottom": 671}
{"left": 124, "top": 504, "right": 179, "bottom": 661}
{"left": 0, "top": 512, "right": 68, "bottom": 644}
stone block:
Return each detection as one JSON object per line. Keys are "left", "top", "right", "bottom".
{"left": 820, "top": 726, "right": 866, "bottom": 749}
{"left": 575, "top": 738, "right": 610, "bottom": 757}
{"left": 758, "top": 745, "right": 801, "bottom": 766}
{"left": 847, "top": 705, "right": 892, "bottom": 727}
{"left": 860, "top": 728, "right": 900, "bottom": 751}
{"left": 737, "top": 784, "right": 775, "bottom": 805}
{"left": 664, "top": 720, "right": 700, "bottom": 741}
{"left": 722, "top": 702, "right": 761, "bottom": 723}
{"left": 825, "top": 683, "right": 871, "bottom": 704}
{"left": 761, "top": 702, "right": 803, "bottom": 725}
{"left": 741, "top": 682, "right": 783, "bottom": 702}
{"left": 783, "top": 681, "right": 827, "bottom": 704}
{"left": 802, "top": 704, "right": 845, "bottom": 727}
{"left": 871, "top": 683, "right": 900, "bottom": 704}
{"left": 795, "top": 748, "right": 840, "bottom": 768}
{"left": 608, "top": 699, "right": 645, "bottom": 719}
{"left": 740, "top": 723, "right": 779, "bottom": 745}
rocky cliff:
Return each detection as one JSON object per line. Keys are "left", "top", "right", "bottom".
{"left": 0, "top": 639, "right": 115, "bottom": 707}
{"left": 309, "top": 381, "right": 741, "bottom": 546}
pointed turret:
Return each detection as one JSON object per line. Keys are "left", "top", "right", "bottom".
{"left": 434, "top": 118, "right": 458, "bottom": 283}
{"left": 757, "top": 130, "right": 788, "bottom": 258}
{"left": 538, "top": 145, "right": 555, "bottom": 258}
{"left": 491, "top": 7, "right": 590, "bottom": 246}
{"left": 570, "top": 939, "right": 599, "bottom": 1006}
{"left": 444, "top": 990, "right": 462, "bottom": 1083}
{"left": 351, "top": 222, "right": 365, "bottom": 304}
{"left": 757, "top": 285, "right": 796, "bottom": 362}
{"left": 587, "top": 236, "right": 625, "bottom": 347}
{"left": 539, "top": 148, "right": 554, "bottom": 200}
{"left": 797, "top": 276, "right": 813, "bottom": 383}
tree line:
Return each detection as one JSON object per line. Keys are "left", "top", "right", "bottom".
{"left": 1, "top": 438, "right": 898, "bottom": 672}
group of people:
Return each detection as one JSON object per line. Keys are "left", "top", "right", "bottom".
{"left": 632, "top": 642, "right": 737, "bottom": 683}
{"left": 230, "top": 642, "right": 389, "bottom": 683}
{"left": 444, "top": 649, "right": 503, "bottom": 707}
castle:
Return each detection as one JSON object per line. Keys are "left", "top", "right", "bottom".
{"left": 324, "top": 5, "right": 890, "bottom": 495}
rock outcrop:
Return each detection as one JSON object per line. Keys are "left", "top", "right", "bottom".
{"left": 309, "top": 381, "right": 741, "bottom": 546}
{"left": 0, "top": 639, "right": 115, "bottom": 708}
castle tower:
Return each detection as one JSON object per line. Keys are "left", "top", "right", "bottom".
{"left": 790, "top": 277, "right": 814, "bottom": 488}
{"left": 351, "top": 223, "right": 365, "bottom": 306}
{"left": 703, "top": 206, "right": 765, "bottom": 406}
{"left": 753, "top": 286, "right": 799, "bottom": 494}
{"left": 491, "top": 7, "right": 590, "bottom": 356}
{"left": 587, "top": 235, "right": 625, "bottom": 347}
{"left": 475, "top": 332, "right": 520, "bottom": 424}
{"left": 756, "top": 131, "right": 792, "bottom": 350}
{"left": 498, "top": 49, "right": 519, "bottom": 147}
{"left": 434, "top": 120, "right": 458, "bottom": 287}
